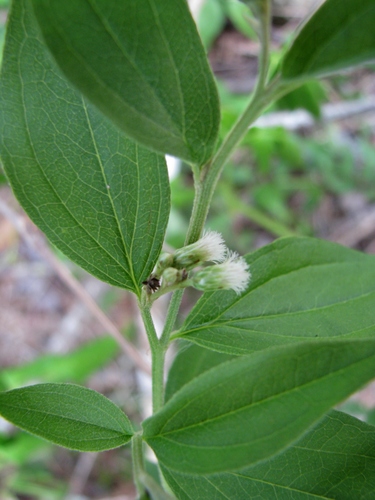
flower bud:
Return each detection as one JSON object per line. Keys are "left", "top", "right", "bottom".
{"left": 173, "top": 231, "right": 226, "bottom": 270}
{"left": 161, "top": 267, "right": 188, "bottom": 288}
{"left": 192, "top": 252, "right": 250, "bottom": 294}
{"left": 154, "top": 252, "right": 174, "bottom": 276}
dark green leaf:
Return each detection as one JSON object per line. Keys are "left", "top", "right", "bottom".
{"left": 30, "top": 0, "right": 220, "bottom": 165}
{"left": 0, "top": 383, "right": 134, "bottom": 451}
{"left": 165, "top": 342, "right": 235, "bottom": 402}
{"left": 282, "top": 0, "right": 375, "bottom": 81}
{"left": 143, "top": 338, "right": 375, "bottom": 474}
{"left": 175, "top": 237, "right": 375, "bottom": 355}
{"left": 0, "top": 0, "right": 170, "bottom": 295}
{"left": 162, "top": 410, "right": 375, "bottom": 499}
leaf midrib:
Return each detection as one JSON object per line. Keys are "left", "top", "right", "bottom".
{"left": 17, "top": 19, "right": 135, "bottom": 286}
{"left": 181, "top": 289, "right": 375, "bottom": 336}
{"left": 0, "top": 387, "right": 129, "bottom": 434}
{"left": 82, "top": 96, "right": 139, "bottom": 293}
{"left": 181, "top": 259, "right": 371, "bottom": 331}
{"left": 49, "top": 0, "right": 184, "bottom": 140}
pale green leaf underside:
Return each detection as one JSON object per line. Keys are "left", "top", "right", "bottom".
{"left": 162, "top": 410, "right": 375, "bottom": 499}
{"left": 143, "top": 338, "right": 375, "bottom": 474}
{"left": 0, "top": 0, "right": 170, "bottom": 294}
{"left": 0, "top": 383, "right": 134, "bottom": 452}
{"left": 282, "top": 0, "right": 375, "bottom": 81}
{"left": 30, "top": 0, "right": 220, "bottom": 165}
{"left": 177, "top": 237, "right": 375, "bottom": 355}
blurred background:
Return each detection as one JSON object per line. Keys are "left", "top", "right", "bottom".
{"left": 1, "top": 0, "right": 375, "bottom": 498}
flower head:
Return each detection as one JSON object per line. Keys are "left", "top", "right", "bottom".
{"left": 173, "top": 231, "right": 226, "bottom": 270}
{"left": 192, "top": 252, "right": 250, "bottom": 294}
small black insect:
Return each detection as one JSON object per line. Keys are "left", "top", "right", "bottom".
{"left": 142, "top": 275, "right": 161, "bottom": 293}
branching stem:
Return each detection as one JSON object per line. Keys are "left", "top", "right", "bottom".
{"left": 140, "top": 0, "right": 297, "bottom": 415}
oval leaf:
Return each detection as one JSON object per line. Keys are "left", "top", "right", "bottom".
{"left": 176, "top": 237, "right": 375, "bottom": 355}
{"left": 0, "top": 383, "right": 134, "bottom": 451}
{"left": 30, "top": 0, "right": 220, "bottom": 165}
{"left": 281, "top": 0, "right": 375, "bottom": 81}
{"left": 161, "top": 410, "right": 375, "bottom": 499}
{"left": 0, "top": 0, "right": 170, "bottom": 295}
{"left": 143, "top": 338, "right": 375, "bottom": 474}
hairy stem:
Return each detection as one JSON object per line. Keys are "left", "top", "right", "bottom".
{"left": 132, "top": 433, "right": 146, "bottom": 498}
{"left": 160, "top": 289, "right": 184, "bottom": 346}
{"left": 150, "top": 0, "right": 297, "bottom": 409}
{"left": 139, "top": 305, "right": 165, "bottom": 412}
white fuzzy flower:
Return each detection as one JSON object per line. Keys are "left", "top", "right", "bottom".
{"left": 192, "top": 252, "right": 251, "bottom": 294}
{"left": 173, "top": 231, "right": 226, "bottom": 269}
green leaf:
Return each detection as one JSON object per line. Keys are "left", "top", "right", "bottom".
{"left": 0, "top": 0, "right": 170, "bottom": 295}
{"left": 165, "top": 342, "right": 235, "bottom": 402}
{"left": 281, "top": 0, "right": 375, "bottom": 81}
{"left": 197, "top": 0, "right": 226, "bottom": 50}
{"left": 0, "top": 383, "right": 133, "bottom": 452}
{"left": 226, "top": 0, "right": 256, "bottom": 41}
{"left": 143, "top": 338, "right": 375, "bottom": 474}
{"left": 175, "top": 237, "right": 375, "bottom": 355}
{"left": 30, "top": 0, "right": 220, "bottom": 165}
{"left": 275, "top": 80, "right": 327, "bottom": 118}
{"left": 161, "top": 410, "right": 375, "bottom": 499}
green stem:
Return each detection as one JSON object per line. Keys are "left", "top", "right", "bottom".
{"left": 159, "top": 0, "right": 298, "bottom": 374}
{"left": 151, "top": 344, "right": 165, "bottom": 413}
{"left": 255, "top": 0, "right": 271, "bottom": 90}
{"left": 160, "top": 289, "right": 183, "bottom": 346}
{"left": 132, "top": 433, "right": 146, "bottom": 499}
{"left": 183, "top": 1, "right": 275, "bottom": 245}
{"left": 139, "top": 305, "right": 165, "bottom": 413}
